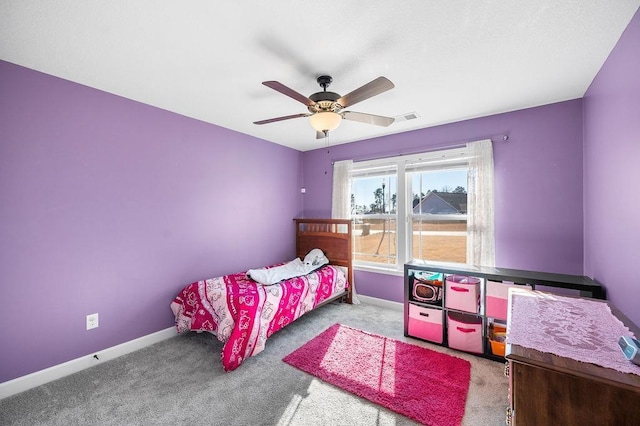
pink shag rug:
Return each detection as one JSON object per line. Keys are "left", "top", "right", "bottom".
{"left": 283, "top": 324, "right": 471, "bottom": 426}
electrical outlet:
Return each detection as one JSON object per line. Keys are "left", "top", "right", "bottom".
{"left": 86, "top": 313, "right": 99, "bottom": 330}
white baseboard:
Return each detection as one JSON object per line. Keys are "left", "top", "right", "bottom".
{"left": 358, "top": 295, "right": 404, "bottom": 311}
{"left": 1, "top": 299, "right": 401, "bottom": 400}
{"left": 0, "top": 326, "right": 177, "bottom": 400}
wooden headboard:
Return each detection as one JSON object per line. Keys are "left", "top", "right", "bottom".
{"left": 294, "top": 218, "right": 353, "bottom": 304}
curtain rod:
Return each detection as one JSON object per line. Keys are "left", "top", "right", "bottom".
{"left": 330, "top": 133, "right": 509, "bottom": 164}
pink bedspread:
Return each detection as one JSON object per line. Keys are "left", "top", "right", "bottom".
{"left": 170, "top": 265, "right": 348, "bottom": 371}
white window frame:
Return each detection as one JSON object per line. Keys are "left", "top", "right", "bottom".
{"left": 349, "top": 146, "right": 474, "bottom": 273}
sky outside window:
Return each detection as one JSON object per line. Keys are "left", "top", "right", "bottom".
{"left": 352, "top": 169, "right": 467, "bottom": 208}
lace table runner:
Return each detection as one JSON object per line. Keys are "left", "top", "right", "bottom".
{"left": 507, "top": 290, "right": 640, "bottom": 376}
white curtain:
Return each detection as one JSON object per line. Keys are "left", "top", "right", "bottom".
{"left": 332, "top": 160, "right": 360, "bottom": 304}
{"left": 466, "top": 139, "right": 496, "bottom": 267}
{"left": 331, "top": 160, "right": 352, "bottom": 219}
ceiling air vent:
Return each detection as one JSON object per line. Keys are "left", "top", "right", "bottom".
{"left": 395, "top": 112, "right": 419, "bottom": 122}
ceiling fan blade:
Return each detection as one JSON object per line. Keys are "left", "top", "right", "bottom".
{"left": 262, "top": 81, "right": 315, "bottom": 107}
{"left": 253, "top": 113, "right": 309, "bottom": 125}
{"left": 337, "top": 77, "right": 394, "bottom": 108}
{"left": 341, "top": 111, "right": 395, "bottom": 127}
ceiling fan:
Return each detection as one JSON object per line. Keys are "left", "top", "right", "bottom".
{"left": 253, "top": 75, "right": 396, "bottom": 138}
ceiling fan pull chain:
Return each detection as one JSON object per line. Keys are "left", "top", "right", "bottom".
{"left": 324, "top": 132, "right": 331, "bottom": 175}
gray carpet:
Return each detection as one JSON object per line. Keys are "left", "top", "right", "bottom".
{"left": 0, "top": 301, "right": 508, "bottom": 425}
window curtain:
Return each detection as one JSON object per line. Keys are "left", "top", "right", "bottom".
{"left": 466, "top": 139, "right": 495, "bottom": 267}
{"left": 332, "top": 160, "right": 360, "bottom": 304}
{"left": 331, "top": 160, "right": 352, "bottom": 219}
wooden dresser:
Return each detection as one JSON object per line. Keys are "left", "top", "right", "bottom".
{"left": 505, "top": 293, "right": 640, "bottom": 425}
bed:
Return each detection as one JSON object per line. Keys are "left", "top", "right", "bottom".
{"left": 170, "top": 218, "right": 353, "bottom": 371}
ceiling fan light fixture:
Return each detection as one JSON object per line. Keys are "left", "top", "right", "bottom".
{"left": 309, "top": 111, "right": 342, "bottom": 133}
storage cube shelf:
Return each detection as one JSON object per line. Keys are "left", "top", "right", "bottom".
{"left": 403, "top": 261, "right": 606, "bottom": 361}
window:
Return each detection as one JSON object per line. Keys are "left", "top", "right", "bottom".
{"left": 410, "top": 168, "right": 468, "bottom": 264}
{"left": 350, "top": 163, "right": 398, "bottom": 266}
{"left": 342, "top": 140, "right": 494, "bottom": 272}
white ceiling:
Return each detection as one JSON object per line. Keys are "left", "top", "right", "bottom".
{"left": 1, "top": 1, "right": 639, "bottom": 152}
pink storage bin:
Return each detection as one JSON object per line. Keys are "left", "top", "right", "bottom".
{"left": 447, "top": 312, "right": 483, "bottom": 354}
{"left": 486, "top": 281, "right": 532, "bottom": 320}
{"left": 408, "top": 304, "right": 443, "bottom": 344}
{"left": 445, "top": 275, "right": 481, "bottom": 313}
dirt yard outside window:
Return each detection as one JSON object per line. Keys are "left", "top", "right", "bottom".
{"left": 353, "top": 221, "right": 467, "bottom": 264}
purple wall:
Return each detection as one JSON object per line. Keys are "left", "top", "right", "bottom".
{"left": 0, "top": 61, "right": 304, "bottom": 383}
{"left": 303, "top": 100, "right": 585, "bottom": 303}
{"left": 584, "top": 8, "right": 640, "bottom": 326}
